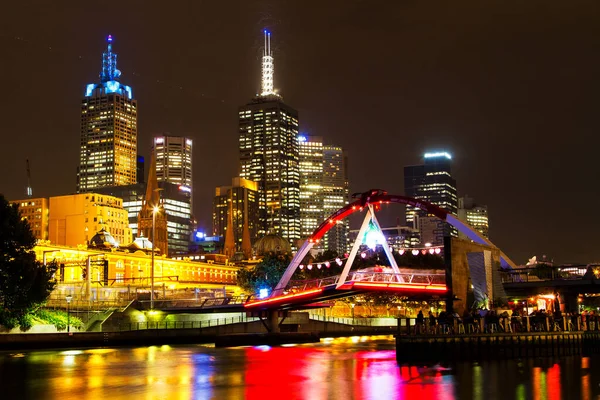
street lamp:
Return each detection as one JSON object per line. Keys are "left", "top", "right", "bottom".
{"left": 65, "top": 295, "right": 73, "bottom": 333}
{"left": 151, "top": 205, "right": 159, "bottom": 310}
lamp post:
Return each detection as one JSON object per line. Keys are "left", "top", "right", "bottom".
{"left": 151, "top": 205, "right": 159, "bottom": 310}
{"left": 65, "top": 295, "right": 73, "bottom": 333}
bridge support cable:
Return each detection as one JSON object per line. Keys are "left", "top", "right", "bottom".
{"left": 273, "top": 239, "right": 314, "bottom": 296}
{"left": 367, "top": 204, "right": 401, "bottom": 276}
{"left": 336, "top": 204, "right": 374, "bottom": 288}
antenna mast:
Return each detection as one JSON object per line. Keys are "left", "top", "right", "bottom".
{"left": 260, "top": 30, "right": 276, "bottom": 96}
{"left": 26, "top": 159, "right": 32, "bottom": 198}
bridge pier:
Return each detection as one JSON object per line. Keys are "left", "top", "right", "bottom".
{"left": 268, "top": 310, "right": 280, "bottom": 333}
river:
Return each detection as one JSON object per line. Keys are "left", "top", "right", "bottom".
{"left": 0, "top": 335, "right": 598, "bottom": 399}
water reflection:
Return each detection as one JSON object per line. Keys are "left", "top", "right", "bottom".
{"left": 0, "top": 337, "right": 599, "bottom": 399}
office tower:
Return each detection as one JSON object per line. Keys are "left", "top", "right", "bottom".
{"left": 213, "top": 178, "right": 259, "bottom": 254}
{"left": 322, "top": 145, "right": 349, "bottom": 254}
{"left": 238, "top": 31, "right": 300, "bottom": 247}
{"left": 458, "top": 195, "right": 489, "bottom": 239}
{"left": 153, "top": 135, "right": 193, "bottom": 208}
{"left": 137, "top": 154, "right": 168, "bottom": 256}
{"left": 48, "top": 193, "right": 132, "bottom": 247}
{"left": 404, "top": 152, "right": 458, "bottom": 246}
{"left": 298, "top": 135, "right": 324, "bottom": 240}
{"left": 77, "top": 35, "right": 137, "bottom": 192}
{"left": 11, "top": 198, "right": 49, "bottom": 241}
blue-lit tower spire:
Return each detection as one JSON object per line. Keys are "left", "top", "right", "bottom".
{"left": 100, "top": 35, "right": 121, "bottom": 83}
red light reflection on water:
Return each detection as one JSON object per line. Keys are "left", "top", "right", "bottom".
{"left": 243, "top": 346, "right": 455, "bottom": 400}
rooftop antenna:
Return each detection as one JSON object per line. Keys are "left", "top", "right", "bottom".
{"left": 260, "top": 30, "right": 277, "bottom": 96}
{"left": 100, "top": 34, "right": 121, "bottom": 82}
{"left": 26, "top": 159, "right": 32, "bottom": 198}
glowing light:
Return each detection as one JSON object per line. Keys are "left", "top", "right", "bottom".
{"left": 298, "top": 135, "right": 307, "bottom": 142}
{"left": 307, "top": 264, "right": 313, "bottom": 270}
{"left": 107, "top": 34, "right": 113, "bottom": 42}
{"left": 259, "top": 288, "right": 269, "bottom": 299}
{"left": 411, "top": 250, "right": 419, "bottom": 256}
{"left": 424, "top": 152, "right": 452, "bottom": 159}
{"left": 424, "top": 242, "right": 432, "bottom": 247}
{"left": 85, "top": 83, "right": 95, "bottom": 97}
{"left": 421, "top": 250, "right": 427, "bottom": 255}
{"left": 260, "top": 30, "right": 276, "bottom": 96}
{"left": 360, "top": 252, "right": 367, "bottom": 258}
{"left": 399, "top": 249, "right": 405, "bottom": 255}
{"left": 155, "top": 137, "right": 164, "bottom": 144}
{"left": 105, "top": 80, "right": 120, "bottom": 93}
{"left": 178, "top": 185, "right": 192, "bottom": 193}
{"left": 317, "top": 264, "right": 322, "bottom": 269}
{"left": 434, "top": 248, "right": 441, "bottom": 254}
{"left": 195, "top": 231, "right": 205, "bottom": 239}
{"left": 429, "top": 248, "right": 435, "bottom": 254}
{"left": 299, "top": 264, "right": 304, "bottom": 270}
{"left": 325, "top": 261, "right": 330, "bottom": 268}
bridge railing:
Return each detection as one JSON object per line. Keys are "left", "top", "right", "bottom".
{"left": 118, "top": 315, "right": 260, "bottom": 331}
{"left": 500, "top": 266, "right": 588, "bottom": 284}
{"left": 286, "top": 272, "right": 446, "bottom": 293}
{"left": 136, "top": 296, "right": 252, "bottom": 310}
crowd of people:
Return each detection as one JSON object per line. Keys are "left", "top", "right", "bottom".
{"left": 412, "top": 307, "right": 600, "bottom": 334}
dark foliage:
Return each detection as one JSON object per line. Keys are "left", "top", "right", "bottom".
{"left": 0, "top": 195, "right": 57, "bottom": 328}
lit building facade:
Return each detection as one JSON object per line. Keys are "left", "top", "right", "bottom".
{"left": 48, "top": 193, "right": 132, "bottom": 247}
{"left": 34, "top": 242, "right": 240, "bottom": 300}
{"left": 213, "top": 178, "right": 259, "bottom": 253}
{"left": 404, "top": 152, "right": 458, "bottom": 246}
{"left": 322, "top": 145, "right": 349, "bottom": 254}
{"left": 458, "top": 195, "right": 489, "bottom": 239}
{"left": 77, "top": 35, "right": 137, "bottom": 192}
{"left": 11, "top": 198, "right": 49, "bottom": 241}
{"left": 239, "top": 31, "right": 300, "bottom": 246}
{"left": 299, "top": 135, "right": 324, "bottom": 239}
{"left": 153, "top": 135, "right": 193, "bottom": 208}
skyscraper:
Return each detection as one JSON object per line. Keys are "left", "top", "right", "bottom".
{"left": 213, "top": 177, "right": 259, "bottom": 256}
{"left": 153, "top": 135, "right": 193, "bottom": 206}
{"left": 404, "top": 152, "right": 458, "bottom": 246}
{"left": 299, "top": 135, "right": 324, "bottom": 239}
{"left": 77, "top": 35, "right": 137, "bottom": 192}
{"left": 322, "top": 145, "right": 349, "bottom": 254}
{"left": 239, "top": 31, "right": 300, "bottom": 246}
{"left": 458, "top": 195, "right": 489, "bottom": 239}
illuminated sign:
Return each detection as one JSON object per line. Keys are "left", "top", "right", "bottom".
{"left": 105, "top": 80, "right": 120, "bottom": 93}
{"left": 155, "top": 137, "right": 164, "bottom": 144}
{"left": 179, "top": 185, "right": 191, "bottom": 193}
{"left": 424, "top": 152, "right": 452, "bottom": 160}
{"left": 298, "top": 135, "right": 307, "bottom": 142}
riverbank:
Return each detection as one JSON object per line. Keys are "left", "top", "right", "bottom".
{"left": 0, "top": 327, "right": 396, "bottom": 351}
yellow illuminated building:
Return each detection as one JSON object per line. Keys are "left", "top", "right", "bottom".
{"left": 10, "top": 197, "right": 49, "bottom": 240}
{"left": 35, "top": 242, "right": 240, "bottom": 300}
{"left": 49, "top": 193, "right": 133, "bottom": 248}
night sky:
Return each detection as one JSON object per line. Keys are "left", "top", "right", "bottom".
{"left": 2, "top": 1, "right": 599, "bottom": 265}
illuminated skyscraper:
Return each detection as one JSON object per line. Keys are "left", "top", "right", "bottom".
{"left": 213, "top": 177, "right": 259, "bottom": 255}
{"left": 299, "top": 135, "right": 324, "bottom": 239}
{"left": 322, "top": 145, "right": 349, "bottom": 254}
{"left": 458, "top": 195, "right": 489, "bottom": 239}
{"left": 239, "top": 30, "right": 300, "bottom": 246}
{"left": 404, "top": 152, "right": 458, "bottom": 245}
{"left": 77, "top": 35, "right": 137, "bottom": 192}
{"left": 153, "top": 135, "right": 193, "bottom": 208}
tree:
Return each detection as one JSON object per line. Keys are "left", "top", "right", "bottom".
{"left": 0, "top": 195, "right": 57, "bottom": 329}
{"left": 237, "top": 252, "right": 292, "bottom": 295}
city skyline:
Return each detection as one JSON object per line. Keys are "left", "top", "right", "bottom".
{"left": 2, "top": 2, "right": 599, "bottom": 264}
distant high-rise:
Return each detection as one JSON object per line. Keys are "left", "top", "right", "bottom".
{"left": 322, "top": 145, "right": 349, "bottom": 254}
{"left": 458, "top": 195, "right": 489, "bottom": 239}
{"left": 153, "top": 136, "right": 193, "bottom": 204}
{"left": 136, "top": 155, "right": 145, "bottom": 184}
{"left": 299, "top": 135, "right": 324, "bottom": 239}
{"left": 404, "top": 152, "right": 458, "bottom": 245}
{"left": 77, "top": 35, "right": 137, "bottom": 192}
{"left": 239, "top": 30, "right": 300, "bottom": 246}
{"left": 213, "top": 177, "right": 259, "bottom": 255}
